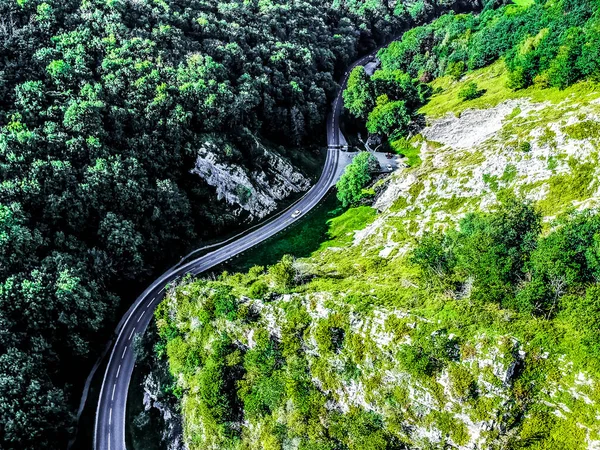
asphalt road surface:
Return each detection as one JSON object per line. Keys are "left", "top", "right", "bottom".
{"left": 94, "top": 50, "right": 378, "bottom": 450}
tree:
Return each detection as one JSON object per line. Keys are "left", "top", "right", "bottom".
{"left": 454, "top": 198, "right": 541, "bottom": 305}
{"left": 343, "top": 66, "right": 375, "bottom": 120}
{"left": 516, "top": 211, "right": 600, "bottom": 316}
{"left": 366, "top": 95, "right": 411, "bottom": 137}
{"left": 371, "top": 69, "right": 422, "bottom": 107}
{"left": 336, "top": 152, "right": 378, "bottom": 207}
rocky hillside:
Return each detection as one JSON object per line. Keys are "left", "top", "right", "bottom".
{"left": 148, "top": 58, "right": 600, "bottom": 450}
{"left": 146, "top": 1, "right": 600, "bottom": 448}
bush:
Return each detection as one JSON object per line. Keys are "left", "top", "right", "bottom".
{"left": 458, "top": 82, "right": 484, "bottom": 101}
{"left": 448, "top": 364, "right": 478, "bottom": 400}
{"left": 519, "top": 141, "right": 532, "bottom": 152}
{"left": 446, "top": 60, "right": 466, "bottom": 80}
{"left": 268, "top": 254, "right": 296, "bottom": 289}
{"left": 412, "top": 232, "right": 456, "bottom": 280}
{"left": 248, "top": 280, "right": 269, "bottom": 299}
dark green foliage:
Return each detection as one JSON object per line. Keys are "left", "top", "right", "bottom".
{"left": 515, "top": 211, "right": 600, "bottom": 317}
{"left": 377, "top": 0, "right": 600, "bottom": 97}
{"left": 412, "top": 202, "right": 600, "bottom": 347}
{"left": 329, "top": 408, "right": 400, "bottom": 450}
{"left": 268, "top": 254, "right": 297, "bottom": 290}
{"left": 366, "top": 95, "right": 412, "bottom": 136}
{"left": 519, "top": 141, "right": 532, "bottom": 152}
{"left": 458, "top": 82, "right": 484, "bottom": 101}
{"left": 371, "top": 69, "right": 423, "bottom": 108}
{"left": 213, "top": 287, "right": 239, "bottom": 321}
{"left": 411, "top": 231, "right": 455, "bottom": 279}
{"left": 397, "top": 344, "right": 437, "bottom": 377}
{"left": 414, "top": 198, "right": 542, "bottom": 304}
{"left": 344, "top": 66, "right": 376, "bottom": 120}
{"left": 344, "top": 67, "right": 425, "bottom": 139}
{"left": 454, "top": 198, "right": 541, "bottom": 304}
{"left": 248, "top": 280, "right": 269, "bottom": 299}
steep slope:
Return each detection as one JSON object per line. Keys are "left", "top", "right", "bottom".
{"left": 152, "top": 21, "right": 600, "bottom": 450}
{"left": 153, "top": 67, "right": 600, "bottom": 450}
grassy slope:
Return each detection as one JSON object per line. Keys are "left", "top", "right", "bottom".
{"left": 159, "top": 60, "right": 600, "bottom": 449}
{"left": 420, "top": 59, "right": 600, "bottom": 119}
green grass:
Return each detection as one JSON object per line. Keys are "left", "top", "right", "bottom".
{"left": 512, "top": 0, "right": 534, "bottom": 6}
{"left": 390, "top": 137, "right": 422, "bottom": 167}
{"left": 220, "top": 195, "right": 377, "bottom": 273}
{"left": 221, "top": 193, "right": 343, "bottom": 272}
{"left": 563, "top": 120, "right": 600, "bottom": 141}
{"left": 321, "top": 206, "right": 377, "bottom": 248}
{"left": 420, "top": 60, "right": 600, "bottom": 119}
{"left": 538, "top": 159, "right": 598, "bottom": 215}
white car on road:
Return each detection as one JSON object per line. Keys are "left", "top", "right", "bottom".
{"left": 291, "top": 209, "right": 301, "bottom": 218}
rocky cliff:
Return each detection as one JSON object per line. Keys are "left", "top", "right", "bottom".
{"left": 152, "top": 59, "right": 600, "bottom": 450}
{"left": 191, "top": 136, "right": 311, "bottom": 221}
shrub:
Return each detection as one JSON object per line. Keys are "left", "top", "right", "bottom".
{"left": 519, "top": 141, "right": 532, "bottom": 152}
{"left": 446, "top": 60, "right": 466, "bottom": 80}
{"left": 268, "top": 254, "right": 296, "bottom": 289}
{"left": 248, "top": 280, "right": 268, "bottom": 299}
{"left": 458, "top": 82, "right": 484, "bottom": 101}
{"left": 412, "top": 232, "right": 456, "bottom": 280}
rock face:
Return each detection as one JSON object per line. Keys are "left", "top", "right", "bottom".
{"left": 191, "top": 137, "right": 311, "bottom": 220}
{"left": 372, "top": 94, "right": 600, "bottom": 225}
{"left": 142, "top": 369, "right": 187, "bottom": 450}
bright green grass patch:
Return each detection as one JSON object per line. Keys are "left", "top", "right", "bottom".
{"left": 420, "top": 60, "right": 600, "bottom": 119}
{"left": 322, "top": 206, "right": 377, "bottom": 248}
{"left": 538, "top": 159, "right": 598, "bottom": 215}
{"left": 390, "top": 137, "right": 422, "bottom": 167}
{"left": 512, "top": 0, "right": 534, "bottom": 6}
{"left": 563, "top": 120, "right": 600, "bottom": 141}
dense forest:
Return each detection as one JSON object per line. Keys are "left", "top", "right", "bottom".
{"left": 344, "top": 0, "right": 600, "bottom": 142}
{"left": 0, "top": 0, "right": 489, "bottom": 448}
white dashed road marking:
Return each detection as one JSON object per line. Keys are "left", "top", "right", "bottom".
{"left": 122, "top": 346, "right": 127, "bottom": 359}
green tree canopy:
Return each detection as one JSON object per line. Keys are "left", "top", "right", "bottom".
{"left": 336, "top": 152, "right": 378, "bottom": 207}
{"left": 343, "top": 66, "right": 375, "bottom": 120}
{"left": 366, "top": 95, "right": 411, "bottom": 137}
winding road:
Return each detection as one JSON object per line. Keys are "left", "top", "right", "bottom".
{"left": 94, "top": 50, "right": 377, "bottom": 450}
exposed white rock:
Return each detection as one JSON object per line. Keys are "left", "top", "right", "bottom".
{"left": 191, "top": 139, "right": 310, "bottom": 220}
{"left": 422, "top": 99, "right": 545, "bottom": 150}
{"left": 143, "top": 369, "right": 187, "bottom": 450}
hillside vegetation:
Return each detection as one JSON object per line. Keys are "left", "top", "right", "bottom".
{"left": 0, "top": 0, "right": 490, "bottom": 447}
{"left": 156, "top": 1, "right": 600, "bottom": 448}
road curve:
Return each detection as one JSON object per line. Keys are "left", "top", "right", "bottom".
{"left": 94, "top": 51, "right": 377, "bottom": 450}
